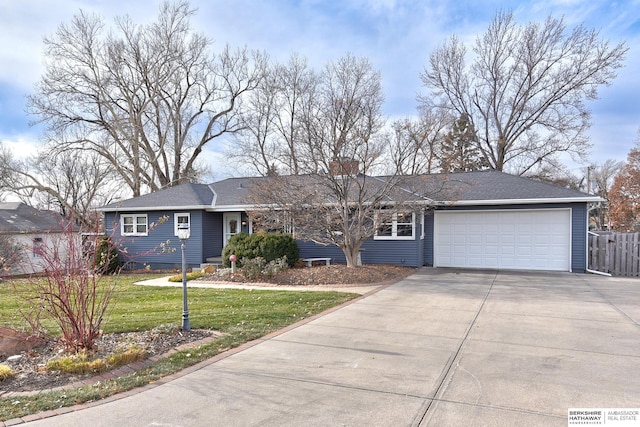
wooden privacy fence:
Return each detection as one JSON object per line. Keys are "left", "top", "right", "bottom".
{"left": 588, "top": 232, "right": 640, "bottom": 276}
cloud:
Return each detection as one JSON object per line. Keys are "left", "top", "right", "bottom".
{"left": 1, "top": 135, "right": 41, "bottom": 159}
{"left": 0, "top": 0, "right": 637, "bottom": 171}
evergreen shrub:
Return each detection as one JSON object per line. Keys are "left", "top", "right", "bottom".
{"left": 222, "top": 233, "right": 299, "bottom": 267}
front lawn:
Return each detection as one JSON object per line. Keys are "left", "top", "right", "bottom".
{"left": 0, "top": 274, "right": 358, "bottom": 421}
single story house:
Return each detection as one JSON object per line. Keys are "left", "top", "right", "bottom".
{"left": 0, "top": 202, "right": 66, "bottom": 276}
{"left": 97, "top": 170, "right": 600, "bottom": 273}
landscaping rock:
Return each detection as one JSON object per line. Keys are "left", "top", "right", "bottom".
{"left": 0, "top": 327, "right": 46, "bottom": 358}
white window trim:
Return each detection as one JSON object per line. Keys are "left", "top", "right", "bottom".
{"left": 174, "top": 213, "right": 191, "bottom": 236}
{"left": 121, "top": 214, "right": 148, "bottom": 236}
{"left": 374, "top": 211, "right": 415, "bottom": 240}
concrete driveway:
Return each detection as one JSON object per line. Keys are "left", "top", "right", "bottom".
{"left": 21, "top": 269, "right": 640, "bottom": 426}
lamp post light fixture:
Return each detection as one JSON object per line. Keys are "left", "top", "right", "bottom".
{"left": 177, "top": 223, "right": 191, "bottom": 331}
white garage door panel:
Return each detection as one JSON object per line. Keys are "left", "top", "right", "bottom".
{"left": 434, "top": 210, "right": 571, "bottom": 271}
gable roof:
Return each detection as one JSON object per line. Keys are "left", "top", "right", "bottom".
{"left": 0, "top": 202, "right": 64, "bottom": 234}
{"left": 97, "top": 170, "right": 600, "bottom": 212}
{"left": 99, "top": 183, "right": 216, "bottom": 212}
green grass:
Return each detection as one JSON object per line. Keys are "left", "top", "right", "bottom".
{"left": 0, "top": 274, "right": 358, "bottom": 421}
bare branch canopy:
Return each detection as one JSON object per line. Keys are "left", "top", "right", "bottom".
{"left": 28, "top": 0, "right": 266, "bottom": 196}
{"left": 420, "top": 11, "right": 628, "bottom": 175}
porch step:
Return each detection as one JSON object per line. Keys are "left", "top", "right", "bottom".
{"left": 206, "top": 257, "right": 223, "bottom": 263}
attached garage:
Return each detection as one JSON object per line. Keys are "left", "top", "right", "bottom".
{"left": 434, "top": 209, "right": 572, "bottom": 271}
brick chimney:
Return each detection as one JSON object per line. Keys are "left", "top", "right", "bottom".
{"left": 328, "top": 158, "right": 359, "bottom": 176}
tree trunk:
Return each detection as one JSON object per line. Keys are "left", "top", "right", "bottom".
{"left": 342, "top": 243, "right": 362, "bottom": 268}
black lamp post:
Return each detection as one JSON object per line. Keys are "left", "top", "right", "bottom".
{"left": 177, "top": 223, "right": 191, "bottom": 331}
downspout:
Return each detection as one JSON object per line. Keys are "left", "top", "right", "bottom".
{"left": 586, "top": 268, "right": 612, "bottom": 277}
{"left": 586, "top": 230, "right": 612, "bottom": 277}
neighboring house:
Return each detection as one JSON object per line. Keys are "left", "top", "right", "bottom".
{"left": 97, "top": 170, "right": 601, "bottom": 273}
{"left": 0, "top": 202, "right": 65, "bottom": 275}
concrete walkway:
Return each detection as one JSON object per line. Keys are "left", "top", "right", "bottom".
{"left": 134, "top": 275, "right": 382, "bottom": 295}
{"left": 18, "top": 269, "right": 640, "bottom": 426}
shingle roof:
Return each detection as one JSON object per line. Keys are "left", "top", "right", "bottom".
{"left": 410, "top": 170, "right": 597, "bottom": 203}
{"left": 98, "top": 170, "right": 599, "bottom": 212}
{"left": 0, "top": 203, "right": 64, "bottom": 234}
{"left": 99, "top": 183, "right": 216, "bottom": 211}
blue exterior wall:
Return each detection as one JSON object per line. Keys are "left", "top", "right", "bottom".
{"left": 297, "top": 240, "right": 423, "bottom": 266}
{"left": 570, "top": 203, "right": 588, "bottom": 272}
{"left": 422, "top": 203, "right": 589, "bottom": 272}
{"left": 296, "top": 222, "right": 425, "bottom": 268}
{"left": 104, "top": 210, "right": 250, "bottom": 270}
{"left": 202, "top": 212, "right": 223, "bottom": 260}
{"left": 105, "top": 210, "right": 213, "bottom": 270}
{"left": 424, "top": 211, "right": 434, "bottom": 266}
{"left": 104, "top": 202, "right": 589, "bottom": 272}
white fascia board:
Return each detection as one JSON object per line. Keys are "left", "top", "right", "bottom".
{"left": 207, "top": 204, "right": 261, "bottom": 212}
{"left": 99, "top": 196, "right": 601, "bottom": 212}
{"left": 98, "top": 205, "right": 210, "bottom": 212}
{"left": 441, "top": 196, "right": 603, "bottom": 206}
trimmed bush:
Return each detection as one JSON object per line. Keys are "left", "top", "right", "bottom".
{"left": 221, "top": 233, "right": 257, "bottom": 268}
{"left": 259, "top": 234, "right": 298, "bottom": 267}
{"left": 222, "top": 233, "right": 299, "bottom": 267}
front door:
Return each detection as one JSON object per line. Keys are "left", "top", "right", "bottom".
{"left": 223, "top": 212, "right": 241, "bottom": 247}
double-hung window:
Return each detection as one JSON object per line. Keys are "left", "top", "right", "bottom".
{"left": 174, "top": 213, "right": 190, "bottom": 236}
{"left": 121, "top": 214, "right": 148, "bottom": 236}
{"left": 375, "top": 210, "right": 414, "bottom": 240}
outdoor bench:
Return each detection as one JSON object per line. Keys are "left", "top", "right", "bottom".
{"left": 301, "top": 257, "right": 331, "bottom": 267}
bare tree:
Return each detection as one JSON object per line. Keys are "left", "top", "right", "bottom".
{"left": 272, "top": 54, "right": 319, "bottom": 175}
{"left": 230, "top": 65, "right": 281, "bottom": 176}
{"left": 388, "top": 109, "right": 450, "bottom": 175}
{"left": 421, "top": 11, "right": 628, "bottom": 175}
{"left": 0, "top": 143, "right": 118, "bottom": 228}
{"left": 28, "top": 1, "right": 266, "bottom": 195}
{"left": 230, "top": 53, "right": 319, "bottom": 176}
{"left": 248, "top": 54, "right": 405, "bottom": 267}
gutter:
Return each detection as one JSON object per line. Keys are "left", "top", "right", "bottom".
{"left": 444, "top": 197, "right": 602, "bottom": 206}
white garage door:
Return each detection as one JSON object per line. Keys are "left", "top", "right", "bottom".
{"left": 434, "top": 209, "right": 571, "bottom": 271}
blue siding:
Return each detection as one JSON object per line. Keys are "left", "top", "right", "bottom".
{"left": 423, "top": 203, "right": 589, "bottom": 272}
{"left": 104, "top": 202, "right": 589, "bottom": 272}
{"left": 105, "top": 210, "right": 206, "bottom": 270}
{"left": 361, "top": 239, "right": 421, "bottom": 266}
{"left": 297, "top": 237, "right": 423, "bottom": 267}
{"left": 297, "top": 241, "right": 346, "bottom": 263}
{"left": 571, "top": 204, "right": 588, "bottom": 272}
{"left": 424, "top": 211, "right": 434, "bottom": 266}
{"left": 202, "top": 212, "right": 223, "bottom": 259}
